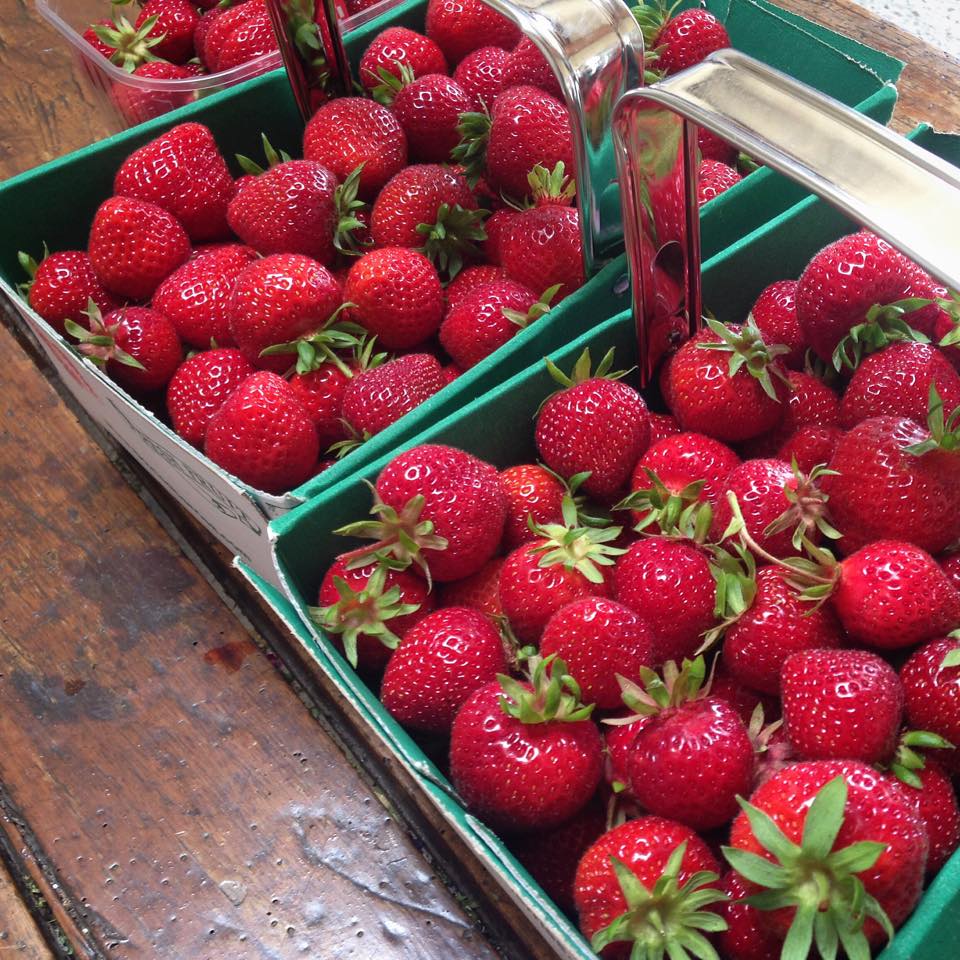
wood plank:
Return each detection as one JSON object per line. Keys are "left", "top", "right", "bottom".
{"left": 0, "top": 858, "right": 54, "bottom": 959}
{"left": 0, "top": 315, "right": 500, "bottom": 960}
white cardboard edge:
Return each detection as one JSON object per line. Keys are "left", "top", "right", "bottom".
{"left": 3, "top": 281, "right": 288, "bottom": 588}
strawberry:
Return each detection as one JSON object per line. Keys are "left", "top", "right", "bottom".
{"left": 747, "top": 279, "right": 805, "bottom": 369}
{"left": 88, "top": 196, "right": 190, "bottom": 301}
{"left": 152, "top": 243, "right": 258, "bottom": 348}
{"left": 312, "top": 557, "right": 435, "bottom": 670}
{"left": 342, "top": 247, "right": 443, "bottom": 350}
{"left": 425, "top": 0, "right": 521, "bottom": 65}
{"left": 903, "top": 263, "right": 954, "bottom": 337}
{"left": 620, "top": 658, "right": 755, "bottom": 830}
{"left": 84, "top": 11, "right": 165, "bottom": 70}
{"left": 943, "top": 551, "right": 960, "bottom": 592}
{"left": 479, "top": 208, "right": 517, "bottom": 265}
{"left": 717, "top": 871, "right": 780, "bottom": 960}
{"left": 452, "top": 45, "right": 509, "bottom": 109}
{"left": 902, "top": 637, "right": 960, "bottom": 775}
{"left": 437, "top": 556, "right": 504, "bottom": 619}
{"left": 839, "top": 341, "right": 960, "bottom": 428}
{"left": 652, "top": 7, "right": 731, "bottom": 75}
{"left": 540, "top": 597, "right": 657, "bottom": 710}
{"left": 448, "top": 658, "right": 602, "bottom": 832}
{"left": 612, "top": 537, "right": 716, "bottom": 664}
{"left": 647, "top": 412, "right": 681, "bottom": 445}
{"left": 911, "top": 762, "right": 960, "bottom": 874}
{"left": 439, "top": 279, "right": 554, "bottom": 369}
{"left": 380, "top": 606, "right": 508, "bottom": 732}
{"left": 781, "top": 648, "right": 903, "bottom": 764}
{"left": 443, "top": 263, "right": 508, "bottom": 310}
{"left": 204, "top": 370, "right": 318, "bottom": 493}
{"left": 392, "top": 73, "right": 475, "bottom": 163}
{"left": 725, "top": 764, "right": 927, "bottom": 950}
{"left": 776, "top": 424, "right": 843, "bottom": 474}
{"left": 668, "top": 318, "right": 789, "bottom": 442}
{"left": 709, "top": 663, "right": 779, "bottom": 727}
{"left": 359, "top": 27, "right": 448, "bottom": 97}
{"left": 721, "top": 566, "right": 842, "bottom": 696}
{"left": 303, "top": 98, "right": 408, "bottom": 198}
{"left": 17, "top": 249, "right": 119, "bottom": 335}
{"left": 754, "top": 369, "right": 841, "bottom": 452}
{"left": 500, "top": 37, "right": 561, "bottom": 99}
{"left": 111, "top": 62, "right": 201, "bottom": 125}
{"left": 498, "top": 205, "right": 585, "bottom": 297}
{"left": 499, "top": 463, "right": 566, "bottom": 549}
{"left": 288, "top": 361, "right": 356, "bottom": 450}
{"left": 212, "top": 3, "right": 277, "bottom": 71}
{"left": 200, "top": 0, "right": 263, "bottom": 71}
{"left": 574, "top": 817, "right": 724, "bottom": 959}
{"left": 166, "top": 347, "right": 255, "bottom": 447}
{"left": 135, "top": 0, "right": 199, "bottom": 64}
{"left": 341, "top": 353, "right": 446, "bottom": 438}
{"left": 698, "top": 127, "right": 738, "bottom": 165}
{"left": 342, "top": 444, "right": 507, "bottom": 583}
{"left": 697, "top": 159, "right": 741, "bottom": 205}
{"left": 193, "top": 6, "right": 223, "bottom": 64}
{"left": 535, "top": 349, "right": 650, "bottom": 500}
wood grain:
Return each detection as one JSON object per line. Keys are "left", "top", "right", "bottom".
{"left": 0, "top": 858, "right": 53, "bottom": 959}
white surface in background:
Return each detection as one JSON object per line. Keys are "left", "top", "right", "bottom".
{"left": 854, "top": 0, "right": 960, "bottom": 58}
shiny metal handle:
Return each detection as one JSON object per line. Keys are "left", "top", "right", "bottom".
{"left": 613, "top": 48, "right": 960, "bottom": 384}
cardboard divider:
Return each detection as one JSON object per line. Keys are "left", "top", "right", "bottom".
{"left": 255, "top": 125, "right": 960, "bottom": 960}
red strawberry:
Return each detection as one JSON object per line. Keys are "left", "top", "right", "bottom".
{"left": 499, "top": 463, "right": 565, "bottom": 549}
{"left": 212, "top": 3, "right": 277, "bottom": 71}
{"left": 193, "top": 6, "right": 223, "bottom": 63}
{"left": 444, "top": 263, "right": 508, "bottom": 310}
{"left": 392, "top": 74, "right": 474, "bottom": 163}
{"left": 698, "top": 127, "right": 737, "bottom": 165}
{"left": 111, "top": 62, "right": 201, "bottom": 125}
{"left": 840, "top": 341, "right": 960, "bottom": 428}
{"left": 697, "top": 159, "right": 741, "bottom": 205}
{"left": 166, "top": 347, "right": 255, "bottom": 447}
{"left": 200, "top": 0, "right": 263, "bottom": 71}
{"left": 781, "top": 648, "right": 903, "bottom": 764}
{"left": 535, "top": 349, "right": 650, "bottom": 500}
{"left": 943, "top": 551, "right": 960, "bottom": 592}
{"left": 359, "top": 27, "right": 448, "bottom": 96}
{"left": 437, "top": 556, "right": 504, "bottom": 619}
{"left": 380, "top": 606, "right": 508, "bottom": 732}
{"left": 903, "top": 263, "right": 954, "bottom": 337}
{"left": 668, "top": 318, "right": 788, "bottom": 442}
{"left": 654, "top": 8, "right": 731, "bottom": 75}
{"left": 540, "top": 597, "right": 657, "bottom": 710}
{"left": 152, "top": 243, "right": 258, "bottom": 348}
{"left": 18, "top": 249, "right": 119, "bottom": 335}
{"left": 343, "top": 247, "right": 443, "bottom": 350}
{"left": 718, "top": 871, "right": 780, "bottom": 960}
{"left": 452, "top": 45, "right": 509, "bottom": 108}
{"left": 135, "top": 0, "right": 199, "bottom": 64}
{"left": 480, "top": 207, "right": 518, "bottom": 265}
{"left": 499, "top": 205, "right": 585, "bottom": 297}
{"left": 341, "top": 353, "right": 446, "bottom": 438}
{"left": 722, "top": 567, "right": 842, "bottom": 696}
{"left": 612, "top": 537, "right": 716, "bottom": 663}
{"left": 501, "top": 37, "right": 561, "bottom": 99}
{"left": 288, "top": 362, "right": 355, "bottom": 450}
{"left": 204, "top": 370, "right": 318, "bottom": 493}
{"left": 748, "top": 279, "right": 805, "bottom": 369}
{"left": 425, "top": 0, "right": 521, "bottom": 65}
{"left": 227, "top": 253, "right": 343, "bottom": 370}
{"left": 574, "top": 817, "right": 724, "bottom": 959}
{"left": 303, "top": 98, "right": 408, "bottom": 198}
{"left": 88, "top": 196, "right": 190, "bottom": 300}
{"left": 777, "top": 424, "right": 843, "bottom": 474}
{"left": 449, "top": 661, "right": 602, "bottom": 832}
{"left": 709, "top": 664, "right": 778, "bottom": 728}
{"left": 902, "top": 637, "right": 960, "bottom": 775}
{"left": 647, "top": 412, "right": 681, "bottom": 445}
{"left": 726, "top": 762, "right": 927, "bottom": 948}
{"left": 751, "top": 369, "right": 841, "bottom": 454}
{"left": 83, "top": 11, "right": 165, "bottom": 70}
{"left": 313, "top": 557, "right": 435, "bottom": 670}
{"left": 912, "top": 762, "right": 960, "bottom": 874}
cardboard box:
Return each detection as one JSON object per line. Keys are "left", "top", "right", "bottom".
{"left": 245, "top": 125, "right": 960, "bottom": 960}
{"left": 0, "top": 0, "right": 902, "bottom": 582}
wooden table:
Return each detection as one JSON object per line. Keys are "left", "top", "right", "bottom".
{"left": 0, "top": 2, "right": 958, "bottom": 958}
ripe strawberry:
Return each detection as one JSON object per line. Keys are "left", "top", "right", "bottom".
{"left": 726, "top": 763, "right": 927, "bottom": 949}
{"left": 574, "top": 817, "right": 724, "bottom": 959}
{"left": 911, "top": 762, "right": 960, "bottom": 874}
{"left": 342, "top": 352, "right": 446, "bottom": 435}
{"left": 754, "top": 369, "right": 841, "bottom": 452}
{"left": 697, "top": 159, "right": 741, "bottom": 205}
{"left": 200, "top": 0, "right": 263, "bottom": 71}
{"left": 943, "top": 551, "right": 960, "bottom": 592}
{"left": 313, "top": 557, "right": 435, "bottom": 670}
{"left": 135, "top": 0, "right": 199, "bottom": 64}
{"left": 709, "top": 663, "right": 779, "bottom": 727}
{"left": 722, "top": 567, "right": 842, "bottom": 696}
{"left": 359, "top": 27, "right": 448, "bottom": 96}
{"left": 288, "top": 361, "right": 355, "bottom": 450}
{"left": 452, "top": 45, "right": 509, "bottom": 108}
{"left": 499, "top": 464, "right": 565, "bottom": 549}
{"left": 111, "top": 62, "right": 201, "bottom": 125}
{"left": 796, "top": 231, "right": 912, "bottom": 362}
{"left": 192, "top": 6, "right": 223, "bottom": 63}
{"left": 777, "top": 424, "right": 843, "bottom": 474}
{"left": 498, "top": 205, "right": 585, "bottom": 297}
{"left": 342, "top": 247, "right": 443, "bottom": 350}
{"left": 653, "top": 8, "right": 731, "bottom": 75}
{"left": 501, "top": 36, "right": 561, "bottom": 99}
{"left": 444, "top": 263, "right": 508, "bottom": 310}
{"left": 392, "top": 74, "right": 474, "bottom": 163}
{"left": 212, "top": 3, "right": 277, "bottom": 71}
{"left": 698, "top": 127, "right": 737, "bottom": 165}
{"left": 535, "top": 349, "right": 650, "bottom": 500}
{"left": 18, "top": 250, "right": 119, "bottom": 335}
{"left": 718, "top": 871, "right": 780, "bottom": 960}
{"left": 380, "top": 606, "right": 508, "bottom": 732}
{"left": 480, "top": 208, "right": 517, "bottom": 265}
{"left": 902, "top": 637, "right": 960, "bottom": 775}
{"left": 840, "top": 341, "right": 960, "bottom": 428}
{"left": 205, "top": 371, "right": 318, "bottom": 493}
{"left": 540, "top": 598, "right": 656, "bottom": 710}
{"left": 303, "top": 98, "right": 408, "bottom": 198}
{"left": 84, "top": 11, "right": 165, "bottom": 70}
{"left": 748, "top": 279, "right": 805, "bottom": 369}
{"left": 152, "top": 243, "right": 258, "bottom": 348}
{"left": 88, "top": 196, "right": 190, "bottom": 300}
{"left": 612, "top": 537, "right": 716, "bottom": 663}
{"left": 449, "top": 660, "right": 602, "bottom": 832}
{"left": 437, "top": 556, "right": 504, "bottom": 619}
{"left": 166, "top": 347, "right": 255, "bottom": 447}
{"left": 425, "top": 0, "right": 521, "bottom": 65}
{"left": 903, "top": 263, "right": 953, "bottom": 337}
{"left": 647, "top": 412, "right": 681, "bottom": 445}
{"left": 781, "top": 648, "right": 903, "bottom": 764}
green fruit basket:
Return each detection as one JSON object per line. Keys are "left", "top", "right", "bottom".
{"left": 0, "top": 0, "right": 902, "bottom": 579}
{"left": 241, "top": 124, "right": 960, "bottom": 960}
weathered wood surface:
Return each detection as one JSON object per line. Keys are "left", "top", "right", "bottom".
{"left": 0, "top": 857, "right": 53, "bottom": 959}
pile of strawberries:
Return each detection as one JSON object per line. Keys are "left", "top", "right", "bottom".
{"left": 316, "top": 228, "right": 960, "bottom": 959}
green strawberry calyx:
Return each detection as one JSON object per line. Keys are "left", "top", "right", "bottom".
{"left": 501, "top": 283, "right": 561, "bottom": 330}
{"left": 16, "top": 243, "right": 49, "bottom": 298}
{"left": 416, "top": 202, "right": 487, "bottom": 281}
{"left": 93, "top": 12, "right": 166, "bottom": 73}
{"left": 327, "top": 422, "right": 373, "bottom": 461}
{"left": 307, "top": 562, "right": 420, "bottom": 668}
{"left": 722, "top": 776, "right": 894, "bottom": 960}
{"left": 615, "top": 468, "right": 713, "bottom": 543}
{"left": 451, "top": 107, "right": 492, "bottom": 186}
{"left": 235, "top": 132, "right": 292, "bottom": 176}
{"left": 527, "top": 161, "right": 577, "bottom": 207}
{"left": 698, "top": 543, "right": 758, "bottom": 652}
{"left": 333, "top": 164, "right": 372, "bottom": 257}
{"left": 941, "top": 632, "right": 960, "bottom": 671}
{"left": 369, "top": 61, "right": 415, "bottom": 107}
{"left": 697, "top": 316, "right": 791, "bottom": 401}
{"left": 64, "top": 300, "right": 145, "bottom": 371}
{"left": 591, "top": 840, "right": 728, "bottom": 959}
{"left": 888, "top": 729, "right": 955, "bottom": 789}
{"left": 259, "top": 302, "right": 364, "bottom": 376}
{"left": 497, "top": 654, "right": 594, "bottom": 724}
{"left": 538, "top": 347, "right": 634, "bottom": 414}
{"left": 904, "top": 384, "right": 960, "bottom": 457}
{"left": 831, "top": 298, "right": 932, "bottom": 372}
{"left": 934, "top": 290, "right": 960, "bottom": 346}
{"left": 761, "top": 459, "right": 842, "bottom": 553}
{"left": 613, "top": 655, "right": 709, "bottom": 720}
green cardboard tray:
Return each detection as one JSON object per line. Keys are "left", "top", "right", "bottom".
{"left": 250, "top": 124, "right": 960, "bottom": 960}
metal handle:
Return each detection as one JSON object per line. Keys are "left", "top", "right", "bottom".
{"left": 613, "top": 48, "right": 960, "bottom": 384}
